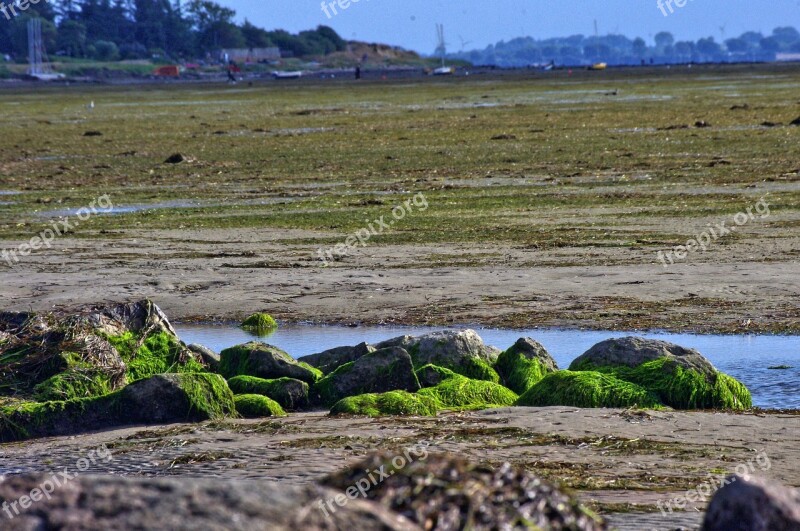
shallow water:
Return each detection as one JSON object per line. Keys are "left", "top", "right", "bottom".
{"left": 175, "top": 324, "right": 800, "bottom": 410}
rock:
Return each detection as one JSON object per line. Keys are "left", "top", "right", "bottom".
{"left": 515, "top": 370, "right": 662, "bottom": 408}
{"left": 188, "top": 343, "right": 220, "bottom": 372}
{"left": 227, "top": 375, "right": 310, "bottom": 410}
{"left": 219, "top": 342, "right": 322, "bottom": 384}
{"left": 568, "top": 337, "right": 751, "bottom": 410}
{"left": 330, "top": 391, "right": 439, "bottom": 417}
{"left": 297, "top": 342, "right": 376, "bottom": 374}
{"left": 419, "top": 375, "right": 518, "bottom": 410}
{"left": 0, "top": 373, "right": 236, "bottom": 442}
{"left": 790, "top": 116, "right": 800, "bottom": 126}
{"left": 494, "top": 337, "right": 558, "bottom": 394}
{"left": 234, "top": 394, "right": 286, "bottom": 418}
{"left": 702, "top": 474, "right": 800, "bottom": 531}
{"left": 164, "top": 153, "right": 188, "bottom": 164}
{"left": 415, "top": 364, "right": 460, "bottom": 387}
{"left": 378, "top": 330, "right": 501, "bottom": 382}
{"left": 315, "top": 347, "right": 420, "bottom": 406}
{"left": 240, "top": 313, "right": 278, "bottom": 335}
{"left": 322, "top": 452, "right": 606, "bottom": 530}
{"left": 0, "top": 474, "right": 421, "bottom": 530}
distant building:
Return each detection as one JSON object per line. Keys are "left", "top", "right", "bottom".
{"left": 776, "top": 53, "right": 800, "bottom": 62}
{"left": 219, "top": 47, "right": 281, "bottom": 64}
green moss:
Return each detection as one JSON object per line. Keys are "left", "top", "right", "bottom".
{"left": 574, "top": 358, "right": 752, "bottom": 410}
{"left": 241, "top": 313, "right": 278, "bottom": 336}
{"left": 407, "top": 343, "right": 500, "bottom": 383}
{"left": 297, "top": 362, "right": 324, "bottom": 381}
{"left": 106, "top": 331, "right": 205, "bottom": 382}
{"left": 330, "top": 391, "right": 438, "bottom": 417}
{"left": 234, "top": 394, "right": 286, "bottom": 418}
{"left": 494, "top": 351, "right": 551, "bottom": 395}
{"left": 419, "top": 375, "right": 518, "bottom": 410}
{"left": 0, "top": 398, "right": 91, "bottom": 441}
{"left": 515, "top": 371, "right": 663, "bottom": 409}
{"left": 177, "top": 373, "right": 238, "bottom": 420}
{"left": 415, "top": 364, "right": 460, "bottom": 387}
{"left": 227, "top": 375, "right": 309, "bottom": 410}
{"left": 313, "top": 361, "right": 353, "bottom": 406}
{"left": 33, "top": 370, "right": 115, "bottom": 402}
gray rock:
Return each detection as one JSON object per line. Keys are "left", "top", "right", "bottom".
{"left": 219, "top": 342, "right": 320, "bottom": 384}
{"left": 188, "top": 343, "right": 220, "bottom": 372}
{"left": 702, "top": 474, "right": 800, "bottom": 531}
{"left": 373, "top": 334, "right": 416, "bottom": 351}
{"left": 502, "top": 338, "right": 558, "bottom": 371}
{"left": 297, "top": 342, "right": 375, "bottom": 374}
{"left": 0, "top": 474, "right": 421, "bottom": 531}
{"left": 316, "top": 347, "right": 420, "bottom": 406}
{"left": 569, "top": 336, "right": 716, "bottom": 376}
{"left": 120, "top": 373, "right": 235, "bottom": 424}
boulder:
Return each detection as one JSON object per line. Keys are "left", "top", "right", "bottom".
{"left": 494, "top": 337, "right": 558, "bottom": 394}
{"left": 415, "top": 364, "right": 461, "bottom": 388}
{"left": 515, "top": 370, "right": 663, "bottom": 409}
{"left": 219, "top": 342, "right": 321, "bottom": 384}
{"left": 568, "top": 337, "right": 752, "bottom": 410}
{"left": 322, "top": 452, "right": 607, "bottom": 530}
{"left": 297, "top": 342, "right": 375, "bottom": 374}
{"left": 702, "top": 474, "right": 800, "bottom": 531}
{"left": 330, "top": 391, "right": 439, "bottom": 417}
{"left": 227, "top": 375, "right": 310, "bottom": 411}
{"left": 315, "top": 347, "right": 420, "bottom": 406}
{"left": 379, "top": 330, "right": 501, "bottom": 382}
{"left": 188, "top": 343, "right": 220, "bottom": 372}
{"left": 0, "top": 474, "right": 421, "bottom": 530}
{"left": 419, "top": 375, "right": 518, "bottom": 410}
{"left": 234, "top": 394, "right": 286, "bottom": 418}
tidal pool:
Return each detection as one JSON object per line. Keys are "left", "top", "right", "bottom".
{"left": 175, "top": 323, "right": 800, "bottom": 410}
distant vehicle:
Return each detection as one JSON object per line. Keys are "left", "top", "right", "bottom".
{"left": 589, "top": 62, "right": 608, "bottom": 71}
{"left": 432, "top": 66, "right": 454, "bottom": 76}
{"left": 272, "top": 71, "right": 303, "bottom": 79}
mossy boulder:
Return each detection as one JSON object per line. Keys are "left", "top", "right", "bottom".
{"left": 219, "top": 342, "right": 321, "bottom": 384}
{"left": 515, "top": 370, "right": 663, "bottom": 409}
{"left": 415, "top": 364, "right": 461, "bottom": 388}
{"left": 314, "top": 347, "right": 420, "bottom": 407}
{"left": 0, "top": 373, "right": 236, "bottom": 442}
{"left": 380, "top": 330, "right": 501, "bottom": 383}
{"left": 234, "top": 394, "right": 286, "bottom": 418}
{"left": 240, "top": 313, "right": 278, "bottom": 335}
{"left": 106, "top": 330, "right": 206, "bottom": 383}
{"left": 296, "top": 342, "right": 375, "bottom": 375}
{"left": 569, "top": 337, "right": 751, "bottom": 410}
{"left": 419, "top": 374, "right": 518, "bottom": 410}
{"left": 495, "top": 338, "right": 558, "bottom": 394}
{"left": 188, "top": 344, "right": 220, "bottom": 372}
{"left": 227, "top": 375, "right": 310, "bottom": 410}
{"left": 330, "top": 391, "right": 439, "bottom": 417}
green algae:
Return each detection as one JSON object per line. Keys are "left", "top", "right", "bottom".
{"left": 226, "top": 375, "right": 309, "bottom": 410}
{"left": 233, "top": 394, "right": 286, "bottom": 418}
{"left": 415, "top": 364, "right": 461, "bottom": 387}
{"left": 494, "top": 351, "right": 552, "bottom": 395}
{"left": 406, "top": 343, "right": 500, "bottom": 383}
{"left": 418, "top": 375, "right": 518, "bottom": 410}
{"left": 515, "top": 371, "right": 664, "bottom": 409}
{"left": 571, "top": 358, "right": 752, "bottom": 410}
{"left": 219, "top": 342, "right": 321, "bottom": 383}
{"left": 105, "top": 331, "right": 205, "bottom": 382}
{"left": 330, "top": 391, "right": 439, "bottom": 417}
{"left": 240, "top": 313, "right": 278, "bottom": 336}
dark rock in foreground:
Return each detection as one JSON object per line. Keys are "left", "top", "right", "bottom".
{"left": 322, "top": 452, "right": 606, "bottom": 530}
{"left": 702, "top": 474, "right": 800, "bottom": 531}
{"left": 0, "top": 474, "right": 420, "bottom": 531}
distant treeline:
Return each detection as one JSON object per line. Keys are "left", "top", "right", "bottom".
{"left": 0, "top": 0, "right": 346, "bottom": 61}
{"left": 451, "top": 28, "right": 800, "bottom": 67}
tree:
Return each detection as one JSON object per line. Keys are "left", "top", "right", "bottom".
{"left": 632, "top": 37, "right": 647, "bottom": 58}
{"left": 655, "top": 31, "right": 674, "bottom": 49}
{"left": 772, "top": 27, "right": 800, "bottom": 45}
{"left": 186, "top": 0, "right": 243, "bottom": 51}
{"left": 759, "top": 37, "right": 780, "bottom": 54}
{"left": 725, "top": 38, "right": 748, "bottom": 54}
{"left": 241, "top": 20, "right": 272, "bottom": 48}
{"left": 93, "top": 40, "right": 120, "bottom": 60}
{"left": 57, "top": 19, "right": 88, "bottom": 57}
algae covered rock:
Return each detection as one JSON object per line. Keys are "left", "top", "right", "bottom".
{"left": 495, "top": 337, "right": 558, "bottom": 394}
{"left": 315, "top": 347, "right": 420, "bottom": 406}
{"left": 234, "top": 394, "right": 286, "bottom": 418}
{"left": 227, "top": 375, "right": 310, "bottom": 410}
{"left": 569, "top": 337, "right": 751, "bottom": 410}
{"left": 297, "top": 342, "right": 375, "bottom": 375}
{"left": 240, "top": 313, "right": 278, "bottom": 335}
{"left": 219, "top": 341, "right": 322, "bottom": 384}
{"left": 330, "top": 391, "right": 439, "bottom": 417}
{"left": 380, "top": 330, "right": 501, "bottom": 382}
{"left": 419, "top": 374, "right": 518, "bottom": 410}
{"left": 415, "top": 364, "right": 461, "bottom": 388}
{"left": 0, "top": 373, "right": 236, "bottom": 442}
{"left": 188, "top": 343, "right": 220, "bottom": 372}
{"left": 515, "top": 370, "right": 663, "bottom": 409}
{"left": 321, "top": 452, "right": 607, "bottom": 530}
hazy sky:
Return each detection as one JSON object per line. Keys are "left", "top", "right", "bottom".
{"left": 217, "top": 0, "right": 800, "bottom": 54}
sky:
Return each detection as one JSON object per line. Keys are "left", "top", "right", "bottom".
{"left": 217, "top": 0, "right": 800, "bottom": 54}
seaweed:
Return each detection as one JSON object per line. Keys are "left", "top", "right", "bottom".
{"left": 226, "top": 375, "right": 309, "bottom": 410}
{"left": 330, "top": 391, "right": 439, "bottom": 417}
{"left": 234, "top": 394, "right": 286, "bottom": 418}
{"left": 494, "top": 351, "right": 552, "bottom": 395}
{"left": 515, "top": 371, "right": 663, "bottom": 409}
{"left": 240, "top": 313, "right": 278, "bottom": 336}
{"left": 419, "top": 375, "right": 518, "bottom": 410}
